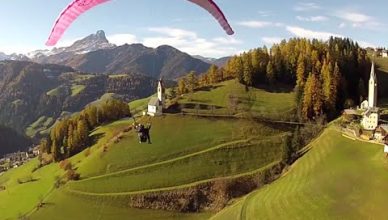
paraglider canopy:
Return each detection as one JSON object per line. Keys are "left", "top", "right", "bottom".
{"left": 46, "top": 0, "right": 234, "bottom": 46}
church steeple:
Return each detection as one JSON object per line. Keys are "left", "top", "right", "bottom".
{"left": 368, "top": 61, "right": 378, "bottom": 108}
{"left": 157, "top": 78, "right": 164, "bottom": 104}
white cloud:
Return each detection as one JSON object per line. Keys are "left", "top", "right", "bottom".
{"left": 148, "top": 27, "right": 197, "bottom": 39}
{"left": 294, "top": 2, "right": 321, "bottom": 11}
{"left": 338, "top": 22, "right": 347, "bottom": 29}
{"left": 262, "top": 37, "right": 283, "bottom": 45}
{"left": 258, "top": 10, "right": 273, "bottom": 17}
{"left": 237, "top": 20, "right": 283, "bottom": 28}
{"left": 356, "top": 41, "right": 376, "bottom": 48}
{"left": 337, "top": 12, "right": 371, "bottom": 23}
{"left": 237, "top": 21, "right": 272, "bottom": 28}
{"left": 286, "top": 26, "right": 343, "bottom": 40}
{"left": 296, "top": 15, "right": 328, "bottom": 22}
{"left": 144, "top": 27, "right": 242, "bottom": 57}
{"left": 212, "top": 37, "right": 242, "bottom": 45}
{"left": 107, "top": 34, "right": 137, "bottom": 45}
{"left": 334, "top": 10, "right": 382, "bottom": 29}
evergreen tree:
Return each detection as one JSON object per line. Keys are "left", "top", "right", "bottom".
{"left": 76, "top": 119, "right": 89, "bottom": 149}
{"left": 266, "top": 61, "right": 275, "bottom": 84}
{"left": 186, "top": 71, "right": 198, "bottom": 93}
{"left": 178, "top": 78, "right": 187, "bottom": 95}
{"left": 243, "top": 53, "right": 254, "bottom": 86}
{"left": 302, "top": 73, "right": 314, "bottom": 119}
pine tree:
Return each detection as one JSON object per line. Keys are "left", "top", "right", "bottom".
{"left": 186, "top": 71, "right": 198, "bottom": 93}
{"left": 311, "top": 74, "right": 324, "bottom": 118}
{"left": 51, "top": 140, "right": 61, "bottom": 162}
{"left": 296, "top": 54, "right": 306, "bottom": 89}
{"left": 243, "top": 53, "right": 254, "bottom": 86}
{"left": 76, "top": 119, "right": 89, "bottom": 149}
{"left": 178, "top": 78, "right": 187, "bottom": 95}
{"left": 207, "top": 65, "right": 219, "bottom": 84}
{"left": 266, "top": 61, "right": 275, "bottom": 85}
{"left": 302, "top": 73, "right": 314, "bottom": 119}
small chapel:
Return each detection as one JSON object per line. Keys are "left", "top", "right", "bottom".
{"left": 147, "top": 79, "right": 164, "bottom": 117}
{"left": 360, "top": 62, "right": 380, "bottom": 130}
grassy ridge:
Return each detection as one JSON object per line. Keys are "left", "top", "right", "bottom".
{"left": 1, "top": 80, "right": 296, "bottom": 219}
{"left": 68, "top": 134, "right": 286, "bottom": 194}
{"left": 25, "top": 116, "right": 54, "bottom": 138}
{"left": 77, "top": 115, "right": 280, "bottom": 178}
{"left": 179, "top": 80, "right": 295, "bottom": 118}
{"left": 213, "top": 128, "right": 388, "bottom": 220}
{"left": 30, "top": 190, "right": 212, "bottom": 220}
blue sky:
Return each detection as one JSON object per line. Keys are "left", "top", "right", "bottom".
{"left": 1, "top": 0, "right": 388, "bottom": 57}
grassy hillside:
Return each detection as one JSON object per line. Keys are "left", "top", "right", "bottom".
{"left": 1, "top": 80, "right": 296, "bottom": 219}
{"left": 0, "top": 159, "right": 60, "bottom": 220}
{"left": 25, "top": 116, "right": 54, "bottom": 138}
{"left": 178, "top": 80, "right": 295, "bottom": 119}
{"left": 212, "top": 127, "right": 388, "bottom": 220}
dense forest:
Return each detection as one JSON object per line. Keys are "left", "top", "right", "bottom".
{"left": 40, "top": 99, "right": 130, "bottom": 162}
{"left": 179, "top": 37, "right": 370, "bottom": 120}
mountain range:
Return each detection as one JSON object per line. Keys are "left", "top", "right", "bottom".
{"left": 0, "top": 30, "right": 231, "bottom": 139}
{"left": 0, "top": 60, "right": 158, "bottom": 138}
{"left": 1, "top": 30, "right": 214, "bottom": 80}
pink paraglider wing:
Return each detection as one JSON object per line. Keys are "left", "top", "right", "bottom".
{"left": 46, "top": 0, "right": 111, "bottom": 46}
{"left": 186, "top": 0, "right": 234, "bottom": 35}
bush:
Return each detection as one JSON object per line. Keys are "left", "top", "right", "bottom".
{"left": 59, "top": 159, "right": 72, "bottom": 171}
{"left": 84, "top": 148, "right": 91, "bottom": 157}
{"left": 66, "top": 169, "right": 80, "bottom": 181}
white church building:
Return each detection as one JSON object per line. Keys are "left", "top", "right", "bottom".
{"left": 147, "top": 79, "right": 164, "bottom": 117}
{"left": 360, "top": 62, "right": 380, "bottom": 131}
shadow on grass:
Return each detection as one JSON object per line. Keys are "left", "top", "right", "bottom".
{"left": 195, "top": 85, "right": 224, "bottom": 92}
{"left": 89, "top": 133, "right": 105, "bottom": 147}
{"left": 253, "top": 83, "right": 294, "bottom": 93}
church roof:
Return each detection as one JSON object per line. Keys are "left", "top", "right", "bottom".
{"left": 380, "top": 124, "right": 388, "bottom": 132}
{"left": 148, "top": 97, "right": 160, "bottom": 106}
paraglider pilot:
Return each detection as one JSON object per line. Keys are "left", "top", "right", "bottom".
{"left": 134, "top": 123, "right": 152, "bottom": 144}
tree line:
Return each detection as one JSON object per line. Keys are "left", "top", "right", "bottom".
{"left": 178, "top": 37, "right": 370, "bottom": 121}
{"left": 40, "top": 99, "right": 130, "bottom": 162}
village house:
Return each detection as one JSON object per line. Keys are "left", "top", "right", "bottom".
{"left": 0, "top": 147, "right": 39, "bottom": 171}
{"left": 147, "top": 79, "right": 164, "bottom": 117}
{"left": 375, "top": 124, "right": 388, "bottom": 143}
{"left": 375, "top": 48, "right": 388, "bottom": 57}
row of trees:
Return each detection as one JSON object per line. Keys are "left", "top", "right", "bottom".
{"left": 178, "top": 37, "right": 371, "bottom": 121}
{"left": 177, "top": 64, "right": 231, "bottom": 95}
{"left": 40, "top": 99, "right": 130, "bottom": 161}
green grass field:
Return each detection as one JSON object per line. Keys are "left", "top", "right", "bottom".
{"left": 212, "top": 127, "right": 388, "bottom": 220}
{"left": 0, "top": 160, "right": 60, "bottom": 220}
{"left": 68, "top": 134, "right": 286, "bottom": 194}
{"left": 129, "top": 96, "right": 150, "bottom": 115}
{"left": 24, "top": 115, "right": 286, "bottom": 220}
{"left": 46, "top": 86, "right": 68, "bottom": 97}
{"left": 179, "top": 80, "right": 295, "bottom": 119}
{"left": 31, "top": 190, "right": 212, "bottom": 220}
{"left": 71, "top": 84, "right": 86, "bottom": 97}
{"left": 1, "top": 80, "right": 297, "bottom": 219}
{"left": 25, "top": 116, "right": 54, "bottom": 138}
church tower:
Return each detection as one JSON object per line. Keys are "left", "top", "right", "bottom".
{"left": 368, "top": 62, "right": 378, "bottom": 108}
{"left": 157, "top": 78, "right": 164, "bottom": 104}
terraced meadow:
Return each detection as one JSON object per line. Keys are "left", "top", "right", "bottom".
{"left": 212, "top": 127, "right": 388, "bottom": 220}
{"left": 0, "top": 80, "right": 297, "bottom": 219}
